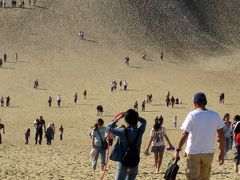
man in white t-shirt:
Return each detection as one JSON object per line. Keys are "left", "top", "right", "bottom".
{"left": 174, "top": 92, "right": 225, "bottom": 180}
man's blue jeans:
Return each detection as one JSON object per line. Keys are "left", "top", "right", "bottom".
{"left": 115, "top": 162, "right": 138, "bottom": 180}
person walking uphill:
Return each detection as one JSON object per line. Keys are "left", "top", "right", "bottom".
{"left": 174, "top": 92, "right": 225, "bottom": 180}
{"left": 108, "top": 109, "right": 147, "bottom": 180}
{"left": 91, "top": 119, "right": 107, "bottom": 172}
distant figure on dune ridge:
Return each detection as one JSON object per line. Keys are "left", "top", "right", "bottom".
{"left": 0, "top": 97, "right": 4, "bottom": 107}
{"left": 25, "top": 128, "right": 30, "bottom": 144}
{"left": 12, "top": 0, "right": 16, "bottom": 7}
{"left": 0, "top": 0, "right": 6, "bottom": 8}
{"left": 83, "top": 90, "right": 87, "bottom": 100}
{"left": 0, "top": 58, "right": 3, "bottom": 67}
{"left": 124, "top": 56, "right": 130, "bottom": 66}
{"left": 0, "top": 119, "right": 5, "bottom": 144}
{"left": 15, "top": 53, "right": 18, "bottom": 62}
{"left": 57, "top": 95, "right": 61, "bottom": 108}
{"left": 142, "top": 53, "right": 146, "bottom": 60}
{"left": 74, "top": 93, "right": 78, "bottom": 105}
{"left": 20, "top": 0, "right": 25, "bottom": 8}
{"left": 33, "top": 79, "right": 39, "bottom": 89}
{"left": 48, "top": 96, "right": 52, "bottom": 107}
{"left": 6, "top": 96, "right": 10, "bottom": 107}
{"left": 174, "top": 92, "right": 225, "bottom": 180}
{"left": 174, "top": 116, "right": 177, "bottom": 128}
{"left": 160, "top": 51, "right": 164, "bottom": 60}
{"left": 3, "top": 53, "right": 7, "bottom": 63}
{"left": 59, "top": 125, "right": 64, "bottom": 140}
{"left": 79, "top": 31, "right": 84, "bottom": 40}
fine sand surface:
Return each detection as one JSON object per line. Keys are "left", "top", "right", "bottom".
{"left": 1, "top": 0, "right": 240, "bottom": 179}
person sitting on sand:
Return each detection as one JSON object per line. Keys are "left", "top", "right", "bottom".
{"left": 34, "top": 79, "right": 39, "bottom": 89}
{"left": 145, "top": 118, "right": 174, "bottom": 173}
{"left": 0, "top": 119, "right": 5, "bottom": 144}
{"left": 79, "top": 31, "right": 84, "bottom": 39}
{"left": 46, "top": 123, "right": 54, "bottom": 145}
{"left": 48, "top": 96, "right": 52, "bottom": 107}
{"left": 0, "top": 97, "right": 4, "bottom": 107}
{"left": 142, "top": 54, "right": 146, "bottom": 60}
{"left": 160, "top": 51, "right": 163, "bottom": 60}
{"left": 124, "top": 56, "right": 130, "bottom": 66}
{"left": 25, "top": 128, "right": 30, "bottom": 144}
{"left": 74, "top": 93, "right": 78, "bottom": 105}
{"left": 107, "top": 109, "right": 147, "bottom": 180}
{"left": 59, "top": 125, "right": 64, "bottom": 140}
{"left": 91, "top": 119, "right": 107, "bottom": 172}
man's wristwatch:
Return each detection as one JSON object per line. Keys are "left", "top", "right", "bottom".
{"left": 176, "top": 148, "right": 182, "bottom": 152}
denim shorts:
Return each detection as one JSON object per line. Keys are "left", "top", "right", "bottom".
{"left": 151, "top": 145, "right": 165, "bottom": 153}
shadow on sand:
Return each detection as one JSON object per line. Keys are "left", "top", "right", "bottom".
{"left": 81, "top": 39, "right": 98, "bottom": 43}
{"left": 130, "top": 65, "right": 142, "bottom": 69}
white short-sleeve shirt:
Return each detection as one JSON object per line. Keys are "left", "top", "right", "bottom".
{"left": 181, "top": 109, "right": 225, "bottom": 154}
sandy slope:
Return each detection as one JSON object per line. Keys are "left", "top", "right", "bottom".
{"left": 0, "top": 0, "right": 240, "bottom": 179}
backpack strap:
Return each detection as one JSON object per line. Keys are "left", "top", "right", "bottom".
{"left": 96, "top": 129, "right": 105, "bottom": 146}
{"left": 124, "top": 128, "right": 141, "bottom": 148}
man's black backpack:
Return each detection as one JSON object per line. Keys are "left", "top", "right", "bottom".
{"left": 122, "top": 129, "right": 141, "bottom": 168}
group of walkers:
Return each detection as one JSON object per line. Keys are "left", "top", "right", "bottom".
{"left": 30, "top": 116, "right": 64, "bottom": 145}
{"left": 89, "top": 92, "right": 240, "bottom": 180}
{"left": 166, "top": 91, "right": 182, "bottom": 108}
{"left": 111, "top": 80, "right": 128, "bottom": 92}
{"left": 133, "top": 94, "right": 153, "bottom": 112}
{"left": 0, "top": 96, "right": 10, "bottom": 107}
{"left": 0, "top": 0, "right": 37, "bottom": 8}
{"left": 47, "top": 91, "right": 87, "bottom": 108}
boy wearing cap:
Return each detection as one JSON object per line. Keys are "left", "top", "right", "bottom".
{"left": 174, "top": 92, "right": 225, "bottom": 180}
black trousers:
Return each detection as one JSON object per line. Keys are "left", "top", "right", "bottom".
{"left": 35, "top": 130, "right": 43, "bottom": 144}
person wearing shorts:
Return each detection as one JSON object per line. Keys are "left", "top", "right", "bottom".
{"left": 145, "top": 120, "right": 174, "bottom": 173}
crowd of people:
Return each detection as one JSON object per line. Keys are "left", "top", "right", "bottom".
{"left": 0, "top": 0, "right": 37, "bottom": 8}
{"left": 89, "top": 92, "right": 240, "bottom": 180}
